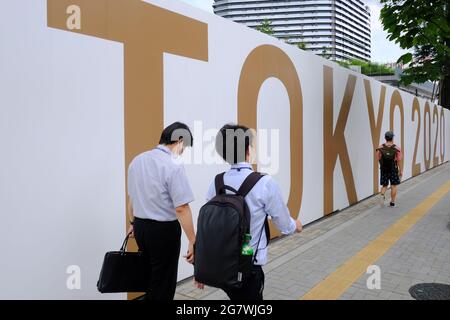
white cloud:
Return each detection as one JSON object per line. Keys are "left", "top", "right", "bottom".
{"left": 368, "top": 4, "right": 383, "bottom": 31}
{"left": 365, "top": 1, "right": 410, "bottom": 63}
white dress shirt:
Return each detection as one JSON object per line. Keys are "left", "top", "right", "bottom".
{"left": 128, "top": 145, "right": 195, "bottom": 221}
{"left": 206, "top": 162, "right": 297, "bottom": 265}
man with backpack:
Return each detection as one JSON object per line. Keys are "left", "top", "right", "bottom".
{"left": 376, "top": 131, "right": 403, "bottom": 207}
{"left": 194, "top": 124, "right": 303, "bottom": 300}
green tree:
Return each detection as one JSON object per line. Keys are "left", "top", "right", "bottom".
{"left": 297, "top": 42, "right": 307, "bottom": 50}
{"left": 380, "top": 0, "right": 450, "bottom": 108}
{"left": 321, "top": 47, "right": 332, "bottom": 60}
{"left": 255, "top": 19, "right": 274, "bottom": 36}
{"left": 338, "top": 59, "right": 395, "bottom": 76}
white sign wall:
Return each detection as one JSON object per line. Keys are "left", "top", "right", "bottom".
{"left": 0, "top": 0, "right": 448, "bottom": 299}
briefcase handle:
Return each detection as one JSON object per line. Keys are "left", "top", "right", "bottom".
{"left": 119, "top": 232, "right": 133, "bottom": 254}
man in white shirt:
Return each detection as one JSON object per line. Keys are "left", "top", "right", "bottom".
{"left": 127, "top": 122, "right": 196, "bottom": 300}
{"left": 201, "top": 123, "right": 302, "bottom": 300}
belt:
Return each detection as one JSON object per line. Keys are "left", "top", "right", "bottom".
{"left": 134, "top": 217, "right": 178, "bottom": 224}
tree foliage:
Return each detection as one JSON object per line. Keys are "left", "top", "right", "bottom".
{"left": 255, "top": 19, "right": 274, "bottom": 36}
{"left": 380, "top": 0, "right": 450, "bottom": 106}
{"left": 255, "top": 20, "right": 308, "bottom": 52}
{"left": 321, "top": 47, "right": 332, "bottom": 60}
{"left": 297, "top": 42, "right": 307, "bottom": 50}
{"left": 338, "top": 59, "right": 395, "bottom": 76}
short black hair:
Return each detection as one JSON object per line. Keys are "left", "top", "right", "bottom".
{"left": 215, "top": 124, "right": 254, "bottom": 164}
{"left": 159, "top": 122, "right": 193, "bottom": 147}
{"left": 385, "top": 131, "right": 394, "bottom": 142}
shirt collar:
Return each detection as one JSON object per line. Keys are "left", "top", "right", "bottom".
{"left": 230, "top": 162, "right": 253, "bottom": 171}
{"left": 155, "top": 144, "right": 172, "bottom": 156}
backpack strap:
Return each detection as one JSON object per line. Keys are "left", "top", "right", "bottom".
{"left": 264, "top": 216, "right": 271, "bottom": 245}
{"left": 253, "top": 214, "right": 271, "bottom": 264}
{"left": 237, "top": 172, "right": 269, "bottom": 264}
{"left": 215, "top": 172, "right": 226, "bottom": 195}
{"left": 237, "top": 172, "right": 266, "bottom": 197}
{"left": 215, "top": 172, "right": 249, "bottom": 195}
{"left": 382, "top": 143, "right": 396, "bottom": 149}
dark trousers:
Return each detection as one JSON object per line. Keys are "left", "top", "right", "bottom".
{"left": 223, "top": 265, "right": 265, "bottom": 300}
{"left": 133, "top": 217, "right": 181, "bottom": 300}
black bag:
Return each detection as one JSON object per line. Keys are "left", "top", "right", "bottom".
{"left": 194, "top": 172, "right": 269, "bottom": 289}
{"left": 378, "top": 144, "right": 397, "bottom": 171}
{"left": 97, "top": 233, "right": 149, "bottom": 293}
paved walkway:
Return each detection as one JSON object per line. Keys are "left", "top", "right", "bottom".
{"left": 175, "top": 162, "right": 450, "bottom": 300}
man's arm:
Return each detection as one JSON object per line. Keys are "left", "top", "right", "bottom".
{"left": 127, "top": 165, "right": 136, "bottom": 237}
{"left": 127, "top": 197, "right": 135, "bottom": 237}
{"left": 396, "top": 146, "right": 403, "bottom": 177}
{"left": 167, "top": 165, "right": 196, "bottom": 263}
{"left": 398, "top": 158, "right": 403, "bottom": 177}
{"left": 175, "top": 203, "right": 196, "bottom": 264}
{"left": 128, "top": 197, "right": 134, "bottom": 222}
{"left": 264, "top": 177, "right": 302, "bottom": 234}
{"left": 376, "top": 145, "right": 382, "bottom": 161}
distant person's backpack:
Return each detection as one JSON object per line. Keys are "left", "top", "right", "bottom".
{"left": 194, "top": 172, "right": 270, "bottom": 289}
{"left": 378, "top": 144, "right": 397, "bottom": 171}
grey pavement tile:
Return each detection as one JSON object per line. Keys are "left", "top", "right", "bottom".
{"left": 175, "top": 162, "right": 450, "bottom": 300}
{"left": 340, "top": 293, "right": 354, "bottom": 300}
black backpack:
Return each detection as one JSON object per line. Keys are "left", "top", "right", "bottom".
{"left": 378, "top": 144, "right": 397, "bottom": 171}
{"left": 194, "top": 172, "right": 270, "bottom": 289}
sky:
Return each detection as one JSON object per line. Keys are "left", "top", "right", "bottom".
{"left": 179, "top": 0, "right": 409, "bottom": 63}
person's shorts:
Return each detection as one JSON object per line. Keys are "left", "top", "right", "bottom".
{"left": 380, "top": 169, "right": 401, "bottom": 186}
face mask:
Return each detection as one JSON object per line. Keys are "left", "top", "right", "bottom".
{"left": 175, "top": 141, "right": 184, "bottom": 156}
{"left": 247, "top": 145, "right": 256, "bottom": 164}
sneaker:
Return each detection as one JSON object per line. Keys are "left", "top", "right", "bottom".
{"left": 389, "top": 202, "right": 395, "bottom": 207}
{"left": 379, "top": 194, "right": 385, "bottom": 207}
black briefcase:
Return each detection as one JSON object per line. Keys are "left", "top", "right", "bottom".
{"left": 97, "top": 233, "right": 149, "bottom": 293}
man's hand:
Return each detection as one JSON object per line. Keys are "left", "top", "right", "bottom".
{"left": 127, "top": 225, "right": 134, "bottom": 238}
{"left": 176, "top": 203, "right": 197, "bottom": 264}
{"left": 194, "top": 278, "right": 204, "bottom": 289}
{"left": 183, "top": 241, "right": 195, "bottom": 264}
{"left": 296, "top": 219, "right": 303, "bottom": 233}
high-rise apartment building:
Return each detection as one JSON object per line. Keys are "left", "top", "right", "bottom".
{"left": 213, "top": 0, "right": 371, "bottom": 61}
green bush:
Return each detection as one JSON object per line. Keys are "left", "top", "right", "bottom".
{"left": 338, "top": 59, "right": 395, "bottom": 76}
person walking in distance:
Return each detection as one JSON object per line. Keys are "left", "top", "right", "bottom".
{"left": 377, "top": 131, "right": 403, "bottom": 207}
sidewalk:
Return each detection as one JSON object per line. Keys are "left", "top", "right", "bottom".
{"left": 175, "top": 162, "right": 450, "bottom": 300}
